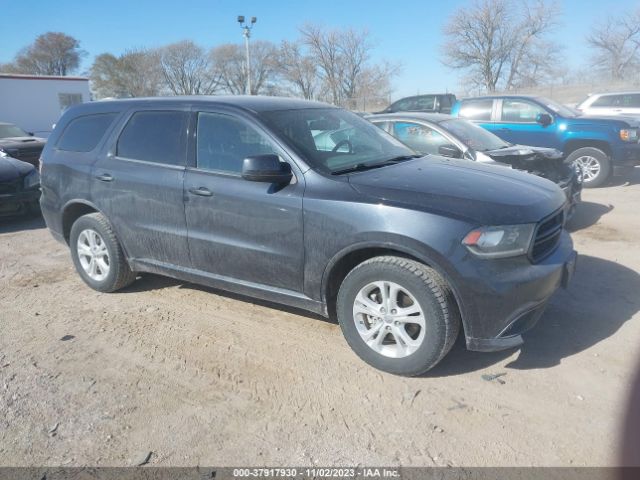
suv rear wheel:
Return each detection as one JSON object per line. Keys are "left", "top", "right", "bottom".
{"left": 567, "top": 147, "right": 611, "bottom": 188}
{"left": 69, "top": 212, "right": 136, "bottom": 292}
{"left": 336, "top": 256, "right": 460, "bottom": 376}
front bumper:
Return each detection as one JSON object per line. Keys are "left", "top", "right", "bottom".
{"left": 612, "top": 142, "right": 640, "bottom": 166}
{"left": 455, "top": 231, "right": 576, "bottom": 352}
{"left": 0, "top": 188, "right": 40, "bottom": 216}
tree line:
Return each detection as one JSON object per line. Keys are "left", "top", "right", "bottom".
{"left": 0, "top": 27, "right": 398, "bottom": 109}
{"left": 2, "top": 2, "right": 639, "bottom": 100}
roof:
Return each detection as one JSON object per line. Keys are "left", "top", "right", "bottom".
{"left": 86, "top": 95, "right": 335, "bottom": 114}
{"left": 585, "top": 91, "right": 640, "bottom": 96}
{"left": 0, "top": 73, "right": 89, "bottom": 82}
{"left": 366, "top": 112, "right": 454, "bottom": 123}
{"left": 461, "top": 94, "right": 541, "bottom": 100}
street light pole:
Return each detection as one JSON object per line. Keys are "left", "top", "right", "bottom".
{"left": 237, "top": 15, "right": 257, "bottom": 95}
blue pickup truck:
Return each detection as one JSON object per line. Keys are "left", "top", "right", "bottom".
{"left": 451, "top": 95, "right": 640, "bottom": 187}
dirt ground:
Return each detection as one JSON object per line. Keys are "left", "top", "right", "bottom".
{"left": 1, "top": 169, "right": 640, "bottom": 467}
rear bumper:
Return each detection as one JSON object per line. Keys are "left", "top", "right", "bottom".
{"left": 456, "top": 232, "right": 576, "bottom": 352}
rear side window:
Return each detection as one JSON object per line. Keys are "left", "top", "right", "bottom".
{"left": 57, "top": 113, "right": 118, "bottom": 152}
{"left": 392, "top": 122, "right": 450, "bottom": 155}
{"left": 458, "top": 99, "right": 493, "bottom": 121}
{"left": 390, "top": 97, "right": 416, "bottom": 111}
{"left": 591, "top": 95, "right": 616, "bottom": 107}
{"left": 117, "top": 111, "right": 188, "bottom": 165}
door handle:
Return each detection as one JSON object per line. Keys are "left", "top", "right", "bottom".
{"left": 95, "top": 173, "right": 113, "bottom": 182}
{"left": 188, "top": 187, "right": 213, "bottom": 197}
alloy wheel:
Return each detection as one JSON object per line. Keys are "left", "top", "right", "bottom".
{"left": 574, "top": 155, "right": 601, "bottom": 183}
{"left": 77, "top": 229, "right": 110, "bottom": 281}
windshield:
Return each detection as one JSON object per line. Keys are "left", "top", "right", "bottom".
{"left": 0, "top": 124, "right": 28, "bottom": 139}
{"left": 260, "top": 108, "right": 416, "bottom": 174}
{"left": 439, "top": 118, "right": 510, "bottom": 151}
{"left": 538, "top": 97, "right": 580, "bottom": 117}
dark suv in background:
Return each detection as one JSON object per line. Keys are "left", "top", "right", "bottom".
{"left": 0, "top": 122, "right": 46, "bottom": 168}
{"left": 40, "top": 96, "right": 576, "bottom": 376}
{"left": 377, "top": 93, "right": 457, "bottom": 114}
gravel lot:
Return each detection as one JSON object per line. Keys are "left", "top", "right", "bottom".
{"left": 1, "top": 169, "right": 639, "bottom": 467}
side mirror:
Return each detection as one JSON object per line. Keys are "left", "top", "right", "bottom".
{"left": 242, "top": 154, "right": 292, "bottom": 184}
{"left": 536, "top": 113, "right": 553, "bottom": 126}
{"left": 438, "top": 144, "right": 462, "bottom": 158}
{"left": 28, "top": 132, "right": 34, "bottom": 136}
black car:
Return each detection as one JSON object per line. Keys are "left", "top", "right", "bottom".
{"left": 0, "top": 122, "right": 46, "bottom": 168}
{"left": 376, "top": 94, "right": 457, "bottom": 114}
{"left": 0, "top": 151, "right": 40, "bottom": 216}
{"left": 368, "top": 112, "right": 582, "bottom": 217}
{"left": 40, "top": 96, "right": 576, "bottom": 376}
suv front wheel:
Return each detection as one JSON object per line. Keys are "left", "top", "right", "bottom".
{"left": 69, "top": 212, "right": 136, "bottom": 292}
{"left": 567, "top": 147, "right": 611, "bottom": 188}
{"left": 337, "top": 256, "right": 460, "bottom": 376}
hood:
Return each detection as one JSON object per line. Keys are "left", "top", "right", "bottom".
{"left": 0, "top": 136, "right": 46, "bottom": 147}
{"left": 347, "top": 156, "right": 566, "bottom": 225}
{"left": 483, "top": 144, "right": 563, "bottom": 162}
{"left": 0, "top": 154, "right": 35, "bottom": 182}
{"left": 572, "top": 114, "right": 640, "bottom": 128}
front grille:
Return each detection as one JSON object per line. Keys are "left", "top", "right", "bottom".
{"left": 530, "top": 209, "right": 564, "bottom": 263}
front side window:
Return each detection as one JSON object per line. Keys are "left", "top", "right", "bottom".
{"left": 501, "top": 99, "right": 546, "bottom": 123}
{"left": 621, "top": 94, "right": 640, "bottom": 108}
{"left": 414, "top": 96, "right": 436, "bottom": 110}
{"left": 391, "top": 122, "right": 450, "bottom": 155}
{"left": 116, "top": 111, "right": 188, "bottom": 165}
{"left": 57, "top": 113, "right": 118, "bottom": 152}
{"left": 390, "top": 97, "right": 416, "bottom": 111}
{"left": 458, "top": 99, "right": 493, "bottom": 121}
{"left": 260, "top": 108, "right": 414, "bottom": 174}
{"left": 196, "top": 112, "right": 277, "bottom": 173}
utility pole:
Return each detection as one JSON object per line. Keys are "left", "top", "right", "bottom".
{"left": 237, "top": 15, "right": 257, "bottom": 95}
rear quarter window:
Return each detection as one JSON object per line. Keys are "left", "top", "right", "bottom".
{"left": 57, "top": 113, "right": 118, "bottom": 152}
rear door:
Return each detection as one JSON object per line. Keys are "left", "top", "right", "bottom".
{"left": 457, "top": 98, "right": 495, "bottom": 130}
{"left": 91, "top": 108, "right": 190, "bottom": 267}
{"left": 183, "top": 109, "right": 304, "bottom": 292}
{"left": 493, "top": 98, "right": 558, "bottom": 147}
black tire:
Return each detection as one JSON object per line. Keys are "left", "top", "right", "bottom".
{"left": 69, "top": 212, "right": 136, "bottom": 292}
{"left": 566, "top": 147, "right": 611, "bottom": 188}
{"left": 336, "top": 256, "right": 460, "bottom": 376}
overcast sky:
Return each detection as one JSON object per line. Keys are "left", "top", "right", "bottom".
{"left": 2, "top": 0, "right": 638, "bottom": 99}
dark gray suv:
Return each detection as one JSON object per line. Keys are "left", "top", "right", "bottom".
{"left": 40, "top": 96, "right": 577, "bottom": 376}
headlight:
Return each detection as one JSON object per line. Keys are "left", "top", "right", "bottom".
{"left": 620, "top": 129, "right": 639, "bottom": 142}
{"left": 462, "top": 224, "right": 536, "bottom": 258}
{"left": 23, "top": 170, "right": 40, "bottom": 189}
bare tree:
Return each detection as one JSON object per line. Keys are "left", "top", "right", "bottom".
{"left": 159, "top": 40, "right": 221, "bottom": 95}
{"left": 299, "top": 24, "right": 398, "bottom": 107}
{"left": 274, "top": 40, "right": 319, "bottom": 99}
{"left": 5, "top": 32, "right": 85, "bottom": 76}
{"left": 211, "top": 40, "right": 278, "bottom": 95}
{"left": 441, "top": 0, "right": 561, "bottom": 92}
{"left": 90, "top": 49, "right": 164, "bottom": 98}
{"left": 587, "top": 10, "right": 640, "bottom": 81}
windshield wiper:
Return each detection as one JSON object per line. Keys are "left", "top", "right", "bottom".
{"left": 331, "top": 155, "right": 420, "bottom": 175}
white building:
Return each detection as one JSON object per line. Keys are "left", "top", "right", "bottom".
{"left": 0, "top": 73, "right": 91, "bottom": 137}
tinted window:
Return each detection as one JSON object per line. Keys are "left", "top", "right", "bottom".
{"left": 591, "top": 95, "right": 616, "bottom": 107}
{"left": 501, "top": 99, "right": 546, "bottom": 123}
{"left": 458, "top": 99, "right": 493, "bottom": 121}
{"left": 117, "top": 111, "right": 187, "bottom": 165}
{"left": 440, "top": 119, "right": 510, "bottom": 152}
{"left": 196, "top": 113, "right": 276, "bottom": 173}
{"left": 57, "top": 113, "right": 118, "bottom": 152}
{"left": 390, "top": 97, "right": 416, "bottom": 111}
{"left": 414, "top": 96, "right": 436, "bottom": 110}
{"left": 620, "top": 94, "right": 640, "bottom": 107}
{"left": 391, "top": 122, "right": 450, "bottom": 155}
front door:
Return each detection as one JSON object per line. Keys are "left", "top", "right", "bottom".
{"left": 493, "top": 98, "right": 558, "bottom": 148}
{"left": 184, "top": 110, "right": 304, "bottom": 292}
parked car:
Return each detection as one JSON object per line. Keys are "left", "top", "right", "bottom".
{"left": 40, "top": 96, "right": 576, "bottom": 376}
{"left": 0, "top": 122, "right": 46, "bottom": 168}
{"left": 451, "top": 95, "right": 640, "bottom": 187}
{"left": 576, "top": 92, "right": 640, "bottom": 117}
{"left": 367, "top": 112, "right": 582, "bottom": 217}
{"left": 376, "top": 94, "right": 457, "bottom": 114}
{"left": 0, "top": 150, "right": 40, "bottom": 216}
